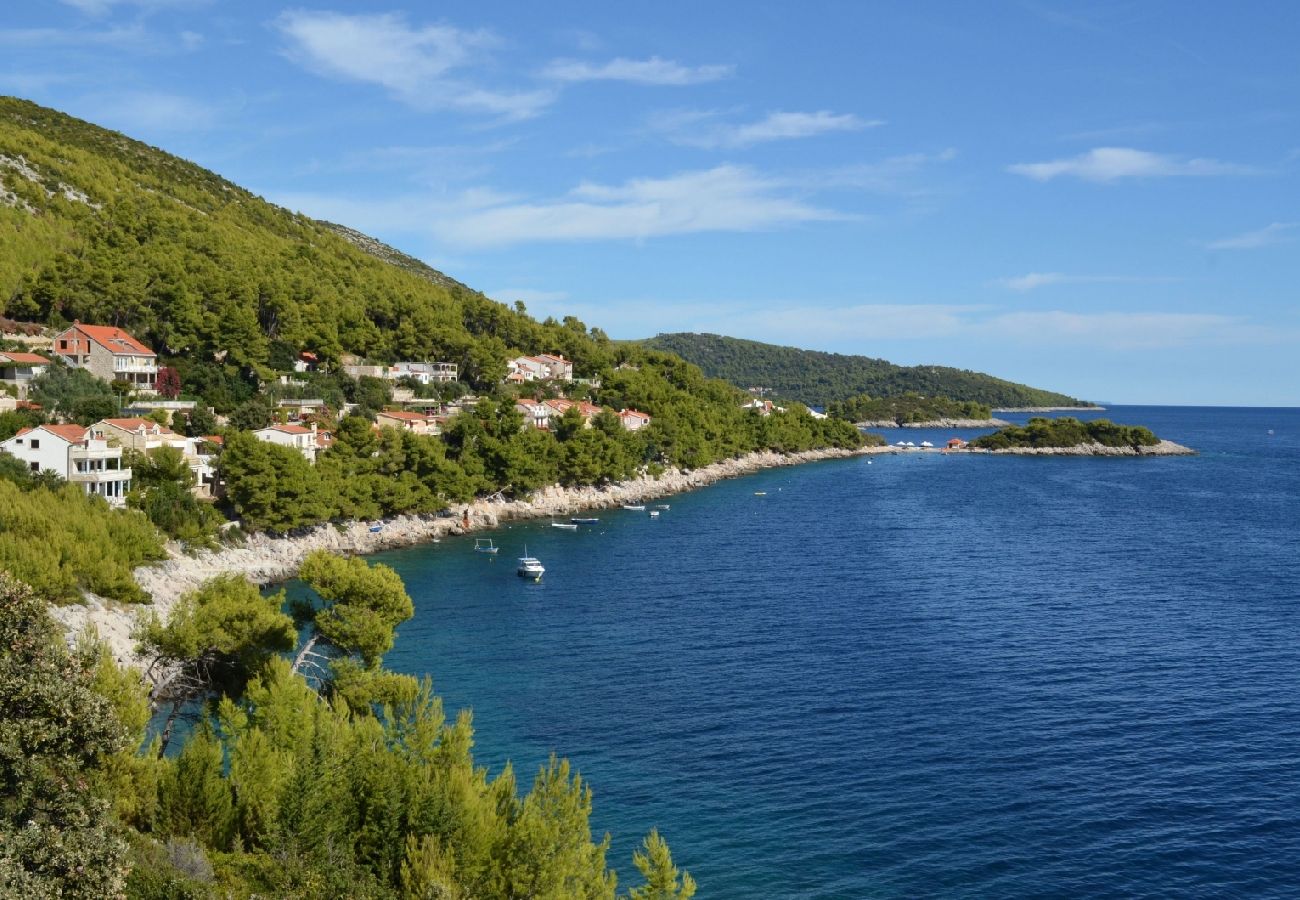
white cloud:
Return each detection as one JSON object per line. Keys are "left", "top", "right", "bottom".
{"left": 85, "top": 90, "right": 217, "bottom": 132}
{"left": 432, "top": 165, "right": 850, "bottom": 246}
{"left": 275, "top": 10, "right": 554, "bottom": 119}
{"left": 541, "top": 56, "right": 732, "bottom": 85}
{"left": 1008, "top": 147, "right": 1254, "bottom": 182}
{"left": 660, "top": 109, "right": 882, "bottom": 149}
{"left": 0, "top": 24, "right": 149, "bottom": 48}
{"left": 998, "top": 272, "right": 1182, "bottom": 291}
{"left": 1205, "top": 222, "right": 1298, "bottom": 250}
{"left": 59, "top": 0, "right": 210, "bottom": 15}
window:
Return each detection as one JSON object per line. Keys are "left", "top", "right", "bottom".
{"left": 29, "top": 439, "right": 39, "bottom": 449}
{"left": 29, "top": 462, "right": 38, "bottom": 472}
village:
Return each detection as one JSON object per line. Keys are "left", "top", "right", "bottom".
{"left": 0, "top": 319, "right": 666, "bottom": 507}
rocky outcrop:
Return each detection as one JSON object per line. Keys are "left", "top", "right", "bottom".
{"left": 982, "top": 439, "right": 1195, "bottom": 456}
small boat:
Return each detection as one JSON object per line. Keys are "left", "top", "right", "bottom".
{"left": 517, "top": 548, "right": 544, "bottom": 580}
{"left": 551, "top": 522, "right": 578, "bottom": 530}
{"left": 754, "top": 491, "right": 767, "bottom": 496}
{"left": 474, "top": 538, "right": 499, "bottom": 555}
{"left": 622, "top": 504, "right": 645, "bottom": 511}
{"left": 655, "top": 504, "right": 670, "bottom": 510}
{"left": 368, "top": 522, "right": 384, "bottom": 533}
{"left": 649, "top": 510, "right": 660, "bottom": 518}
{"left": 571, "top": 517, "right": 600, "bottom": 524}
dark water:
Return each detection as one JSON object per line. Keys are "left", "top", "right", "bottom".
{"left": 360, "top": 406, "right": 1300, "bottom": 898}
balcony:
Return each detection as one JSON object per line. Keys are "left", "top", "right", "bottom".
{"left": 113, "top": 357, "right": 158, "bottom": 373}
{"left": 69, "top": 467, "right": 133, "bottom": 484}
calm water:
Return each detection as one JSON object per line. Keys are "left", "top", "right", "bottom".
{"left": 352, "top": 406, "right": 1300, "bottom": 897}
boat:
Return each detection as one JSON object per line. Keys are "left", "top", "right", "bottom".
{"left": 551, "top": 522, "right": 578, "bottom": 530}
{"left": 754, "top": 491, "right": 767, "bottom": 496}
{"left": 649, "top": 510, "right": 660, "bottom": 518}
{"left": 655, "top": 504, "right": 670, "bottom": 510}
{"left": 368, "top": 522, "right": 384, "bottom": 533}
{"left": 571, "top": 517, "right": 600, "bottom": 525}
{"left": 517, "top": 548, "right": 544, "bottom": 580}
{"left": 474, "top": 538, "right": 499, "bottom": 555}
{"left": 622, "top": 504, "right": 645, "bottom": 511}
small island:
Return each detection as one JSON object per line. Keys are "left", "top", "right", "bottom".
{"left": 968, "top": 417, "right": 1194, "bottom": 456}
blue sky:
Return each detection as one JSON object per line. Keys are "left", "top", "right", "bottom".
{"left": 3, "top": 1, "right": 1298, "bottom": 405}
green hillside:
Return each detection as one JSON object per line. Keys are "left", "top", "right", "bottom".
{"left": 642, "top": 332, "right": 1088, "bottom": 408}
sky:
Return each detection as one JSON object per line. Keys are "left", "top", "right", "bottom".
{"left": 3, "top": 1, "right": 1298, "bottom": 405}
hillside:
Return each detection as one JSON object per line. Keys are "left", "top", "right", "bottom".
{"left": 642, "top": 332, "right": 1087, "bottom": 408}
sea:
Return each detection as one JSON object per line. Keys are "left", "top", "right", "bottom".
{"left": 325, "top": 405, "right": 1300, "bottom": 898}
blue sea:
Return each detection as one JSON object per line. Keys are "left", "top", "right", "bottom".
{"left": 356, "top": 406, "right": 1300, "bottom": 897}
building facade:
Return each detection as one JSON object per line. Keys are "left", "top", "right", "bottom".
{"left": 51, "top": 322, "right": 157, "bottom": 393}
{"left": 0, "top": 424, "right": 133, "bottom": 507}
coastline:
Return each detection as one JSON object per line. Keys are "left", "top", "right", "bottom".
{"left": 992, "top": 406, "right": 1105, "bottom": 412}
{"left": 53, "top": 437, "right": 1194, "bottom": 668}
{"left": 53, "top": 444, "right": 876, "bottom": 667}
{"left": 855, "top": 417, "right": 1011, "bottom": 428}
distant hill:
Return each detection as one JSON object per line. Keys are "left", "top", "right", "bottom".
{"left": 641, "top": 333, "right": 1086, "bottom": 408}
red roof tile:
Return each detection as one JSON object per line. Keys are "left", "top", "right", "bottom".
{"left": 0, "top": 351, "right": 50, "bottom": 365}
{"left": 64, "top": 323, "right": 155, "bottom": 356}
{"left": 99, "top": 417, "right": 174, "bottom": 434}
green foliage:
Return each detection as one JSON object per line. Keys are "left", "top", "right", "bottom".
{"left": 137, "top": 574, "right": 296, "bottom": 702}
{"left": 126, "top": 447, "right": 223, "bottom": 547}
{"left": 298, "top": 550, "right": 414, "bottom": 672}
{"left": 643, "top": 332, "right": 1085, "bottom": 408}
{"left": 629, "top": 829, "right": 697, "bottom": 900}
{"left": 29, "top": 362, "right": 117, "bottom": 423}
{"left": 828, "top": 391, "right": 992, "bottom": 424}
{"left": 972, "top": 417, "right": 1161, "bottom": 450}
{"left": 0, "top": 406, "right": 44, "bottom": 441}
{"left": 0, "top": 478, "right": 164, "bottom": 603}
{"left": 0, "top": 574, "right": 130, "bottom": 898}
{"left": 227, "top": 395, "right": 273, "bottom": 432}
{"left": 219, "top": 431, "right": 329, "bottom": 533}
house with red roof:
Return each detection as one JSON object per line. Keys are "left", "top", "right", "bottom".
{"left": 0, "top": 350, "right": 51, "bottom": 397}
{"left": 253, "top": 423, "right": 324, "bottom": 462}
{"left": 375, "top": 409, "right": 439, "bottom": 435}
{"left": 0, "top": 423, "right": 132, "bottom": 507}
{"left": 505, "top": 353, "right": 574, "bottom": 383}
{"left": 543, "top": 398, "right": 604, "bottom": 425}
{"left": 617, "top": 409, "right": 652, "bottom": 431}
{"left": 52, "top": 321, "right": 157, "bottom": 393}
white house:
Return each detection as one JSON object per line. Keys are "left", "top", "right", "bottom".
{"left": 393, "top": 361, "right": 458, "bottom": 384}
{"left": 374, "top": 410, "right": 439, "bottom": 435}
{"left": 0, "top": 423, "right": 132, "bottom": 507}
{"left": 252, "top": 423, "right": 322, "bottom": 462}
{"left": 514, "top": 398, "right": 552, "bottom": 429}
{"left": 617, "top": 408, "right": 653, "bottom": 431}
{"left": 506, "top": 354, "right": 573, "bottom": 383}
{"left": 0, "top": 351, "right": 51, "bottom": 397}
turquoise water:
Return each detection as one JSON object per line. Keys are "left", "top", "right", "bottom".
{"left": 307, "top": 406, "right": 1300, "bottom": 897}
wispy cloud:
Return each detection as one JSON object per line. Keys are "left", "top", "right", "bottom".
{"left": 275, "top": 10, "right": 554, "bottom": 120}
{"left": 59, "top": 0, "right": 211, "bottom": 16}
{"left": 987, "top": 310, "right": 1257, "bottom": 349}
{"left": 1204, "top": 222, "right": 1298, "bottom": 250}
{"left": 541, "top": 56, "right": 732, "bottom": 86}
{"left": 275, "top": 165, "right": 851, "bottom": 248}
{"left": 656, "top": 109, "right": 883, "bottom": 149}
{"left": 435, "top": 165, "right": 849, "bottom": 246}
{"left": 997, "top": 272, "right": 1182, "bottom": 291}
{"left": 1008, "top": 147, "right": 1255, "bottom": 182}
{"left": 84, "top": 89, "right": 218, "bottom": 132}
{"left": 0, "top": 24, "right": 150, "bottom": 49}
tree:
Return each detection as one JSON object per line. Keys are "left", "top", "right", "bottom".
{"left": 0, "top": 574, "right": 130, "bottom": 898}
{"left": 156, "top": 365, "right": 182, "bottom": 399}
{"left": 182, "top": 403, "right": 217, "bottom": 437}
{"left": 294, "top": 550, "right": 414, "bottom": 678}
{"left": 628, "top": 829, "right": 697, "bottom": 900}
{"left": 228, "top": 395, "right": 273, "bottom": 431}
{"left": 137, "top": 574, "right": 296, "bottom": 753}
{"left": 219, "top": 430, "right": 331, "bottom": 532}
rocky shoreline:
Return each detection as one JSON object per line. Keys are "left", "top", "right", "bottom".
{"left": 52, "top": 445, "right": 876, "bottom": 667}
{"left": 53, "top": 437, "right": 1195, "bottom": 668}
{"left": 992, "top": 406, "right": 1106, "bottom": 412}
{"left": 855, "top": 417, "right": 1011, "bottom": 428}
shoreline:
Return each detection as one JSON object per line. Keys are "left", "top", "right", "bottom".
{"left": 855, "top": 417, "right": 1011, "bottom": 428}
{"left": 992, "top": 406, "right": 1105, "bottom": 412}
{"left": 53, "top": 444, "right": 876, "bottom": 667}
{"left": 53, "top": 437, "right": 1195, "bottom": 668}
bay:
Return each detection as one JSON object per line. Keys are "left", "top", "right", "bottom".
{"left": 329, "top": 406, "right": 1300, "bottom": 897}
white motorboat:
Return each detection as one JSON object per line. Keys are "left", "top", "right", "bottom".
{"left": 551, "top": 522, "right": 578, "bottom": 530}
{"left": 474, "top": 538, "right": 499, "bottom": 555}
{"left": 655, "top": 504, "right": 670, "bottom": 510}
{"left": 622, "top": 504, "right": 646, "bottom": 511}
{"left": 517, "top": 548, "right": 544, "bottom": 580}
{"left": 649, "top": 510, "right": 660, "bottom": 518}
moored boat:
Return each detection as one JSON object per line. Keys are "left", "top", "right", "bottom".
{"left": 622, "top": 504, "right": 646, "bottom": 511}
{"left": 517, "top": 548, "right": 544, "bottom": 580}
{"left": 474, "top": 538, "right": 499, "bottom": 555}
{"left": 571, "top": 517, "right": 600, "bottom": 524}
{"left": 551, "top": 522, "right": 578, "bottom": 530}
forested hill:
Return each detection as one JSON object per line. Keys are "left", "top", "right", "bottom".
{"left": 642, "top": 332, "right": 1086, "bottom": 408}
